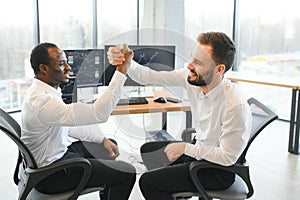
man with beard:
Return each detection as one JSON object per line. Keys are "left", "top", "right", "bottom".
{"left": 107, "top": 32, "right": 252, "bottom": 200}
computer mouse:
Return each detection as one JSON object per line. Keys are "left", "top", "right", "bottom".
{"left": 153, "top": 96, "right": 167, "bottom": 103}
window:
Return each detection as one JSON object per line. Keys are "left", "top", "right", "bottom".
{"left": 97, "top": 0, "right": 138, "bottom": 47}
{"left": 183, "top": 0, "right": 234, "bottom": 69}
{"left": 236, "top": 0, "right": 300, "bottom": 119}
{"left": 39, "top": 0, "right": 94, "bottom": 49}
{"left": 0, "top": 0, "right": 34, "bottom": 111}
{"left": 184, "top": 0, "right": 234, "bottom": 40}
{"left": 237, "top": 0, "right": 300, "bottom": 76}
{"left": 139, "top": 0, "right": 234, "bottom": 69}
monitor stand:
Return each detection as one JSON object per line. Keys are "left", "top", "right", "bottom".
{"left": 123, "top": 86, "right": 154, "bottom": 98}
{"left": 77, "top": 87, "right": 98, "bottom": 103}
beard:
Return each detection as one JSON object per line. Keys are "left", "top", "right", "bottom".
{"left": 187, "top": 70, "right": 214, "bottom": 86}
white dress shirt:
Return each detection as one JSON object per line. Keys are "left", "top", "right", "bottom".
{"left": 127, "top": 61, "right": 252, "bottom": 166}
{"left": 21, "top": 71, "right": 126, "bottom": 167}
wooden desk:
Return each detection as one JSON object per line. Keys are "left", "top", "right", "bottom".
{"left": 226, "top": 71, "right": 300, "bottom": 154}
{"left": 112, "top": 91, "right": 192, "bottom": 131}
{"left": 226, "top": 71, "right": 300, "bottom": 89}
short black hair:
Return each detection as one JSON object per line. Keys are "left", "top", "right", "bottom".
{"left": 197, "top": 32, "right": 236, "bottom": 72}
{"left": 30, "top": 42, "right": 58, "bottom": 75}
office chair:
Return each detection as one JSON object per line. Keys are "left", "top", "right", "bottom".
{"left": 0, "top": 108, "right": 103, "bottom": 200}
{"left": 173, "top": 97, "right": 278, "bottom": 200}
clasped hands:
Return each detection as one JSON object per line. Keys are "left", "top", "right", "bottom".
{"left": 107, "top": 44, "right": 133, "bottom": 74}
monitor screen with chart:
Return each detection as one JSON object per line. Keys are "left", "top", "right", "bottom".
{"left": 64, "top": 49, "right": 105, "bottom": 88}
{"left": 104, "top": 45, "right": 176, "bottom": 86}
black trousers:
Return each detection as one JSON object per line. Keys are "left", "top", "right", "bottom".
{"left": 35, "top": 141, "right": 136, "bottom": 200}
{"left": 139, "top": 141, "right": 235, "bottom": 200}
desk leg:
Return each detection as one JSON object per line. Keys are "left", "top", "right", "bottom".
{"left": 162, "top": 112, "right": 167, "bottom": 130}
{"left": 288, "top": 90, "right": 296, "bottom": 153}
{"left": 289, "top": 89, "right": 300, "bottom": 154}
{"left": 161, "top": 111, "right": 192, "bottom": 130}
{"left": 185, "top": 111, "right": 192, "bottom": 128}
{"left": 294, "top": 91, "right": 300, "bottom": 154}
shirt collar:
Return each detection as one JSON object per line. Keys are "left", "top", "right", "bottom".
{"left": 198, "top": 78, "right": 226, "bottom": 100}
{"left": 33, "top": 78, "right": 62, "bottom": 95}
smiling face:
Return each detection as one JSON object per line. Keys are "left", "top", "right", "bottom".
{"left": 44, "top": 47, "right": 71, "bottom": 88}
{"left": 187, "top": 44, "right": 216, "bottom": 86}
{"left": 187, "top": 44, "right": 225, "bottom": 94}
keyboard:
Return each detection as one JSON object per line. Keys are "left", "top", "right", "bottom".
{"left": 117, "top": 97, "right": 149, "bottom": 105}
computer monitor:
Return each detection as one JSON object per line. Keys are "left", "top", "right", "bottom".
{"left": 64, "top": 49, "right": 105, "bottom": 88}
{"left": 104, "top": 45, "right": 176, "bottom": 86}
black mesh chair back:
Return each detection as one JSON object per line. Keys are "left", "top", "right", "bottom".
{"left": 0, "top": 108, "right": 102, "bottom": 200}
{"left": 237, "top": 98, "right": 278, "bottom": 164}
{"left": 0, "top": 108, "right": 37, "bottom": 184}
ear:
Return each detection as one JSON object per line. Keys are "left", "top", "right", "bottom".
{"left": 39, "top": 64, "right": 48, "bottom": 75}
{"left": 216, "top": 64, "right": 225, "bottom": 73}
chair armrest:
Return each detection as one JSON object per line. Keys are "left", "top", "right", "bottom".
{"left": 189, "top": 160, "right": 254, "bottom": 199}
{"left": 181, "top": 128, "right": 196, "bottom": 142}
{"left": 20, "top": 158, "right": 92, "bottom": 200}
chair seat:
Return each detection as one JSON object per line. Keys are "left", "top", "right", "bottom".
{"left": 173, "top": 175, "right": 248, "bottom": 200}
{"left": 17, "top": 159, "right": 103, "bottom": 200}
{"left": 24, "top": 186, "right": 103, "bottom": 200}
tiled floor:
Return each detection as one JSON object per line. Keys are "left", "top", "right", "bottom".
{"left": 1, "top": 111, "right": 299, "bottom": 199}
